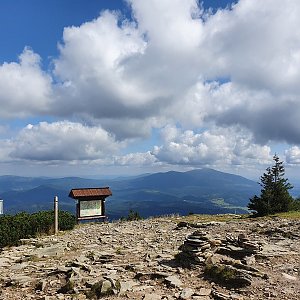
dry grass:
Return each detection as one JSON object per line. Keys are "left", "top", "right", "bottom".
{"left": 174, "top": 210, "right": 300, "bottom": 224}
{"left": 179, "top": 213, "right": 244, "bottom": 223}
{"left": 270, "top": 210, "right": 300, "bottom": 220}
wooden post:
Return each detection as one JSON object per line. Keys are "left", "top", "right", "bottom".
{"left": 76, "top": 201, "right": 79, "bottom": 224}
{"left": 54, "top": 196, "right": 59, "bottom": 234}
{"left": 102, "top": 199, "right": 105, "bottom": 217}
{"left": 0, "top": 199, "right": 3, "bottom": 215}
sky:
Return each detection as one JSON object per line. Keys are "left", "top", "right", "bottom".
{"left": 1, "top": 0, "right": 300, "bottom": 181}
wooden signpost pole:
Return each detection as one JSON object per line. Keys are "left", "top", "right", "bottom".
{"left": 54, "top": 196, "right": 59, "bottom": 235}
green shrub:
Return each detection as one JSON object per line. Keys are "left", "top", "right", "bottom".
{"left": 126, "top": 210, "right": 143, "bottom": 221}
{"left": 204, "top": 263, "right": 251, "bottom": 287}
{"left": 120, "top": 210, "right": 143, "bottom": 221}
{"left": 57, "top": 211, "right": 76, "bottom": 230}
{"left": 289, "top": 199, "right": 300, "bottom": 211}
{"left": 0, "top": 210, "right": 76, "bottom": 249}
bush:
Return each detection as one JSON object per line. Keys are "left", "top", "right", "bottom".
{"left": 57, "top": 210, "right": 76, "bottom": 230}
{"left": 289, "top": 198, "right": 300, "bottom": 211}
{"left": 0, "top": 210, "right": 76, "bottom": 249}
{"left": 120, "top": 210, "right": 143, "bottom": 221}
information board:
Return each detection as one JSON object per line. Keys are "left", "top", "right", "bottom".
{"left": 79, "top": 200, "right": 102, "bottom": 217}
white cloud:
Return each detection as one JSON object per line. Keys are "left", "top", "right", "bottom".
{"left": 50, "top": 0, "right": 300, "bottom": 144}
{"left": 1, "top": 0, "right": 300, "bottom": 175}
{"left": 152, "top": 125, "right": 271, "bottom": 166}
{"left": 0, "top": 47, "right": 53, "bottom": 118}
{"left": 53, "top": 11, "right": 150, "bottom": 111}
{"left": 49, "top": 1, "right": 205, "bottom": 140}
{"left": 3, "top": 0, "right": 299, "bottom": 143}
{"left": 114, "top": 151, "right": 157, "bottom": 166}
{"left": 8, "top": 121, "right": 123, "bottom": 161}
{"left": 198, "top": 0, "right": 300, "bottom": 91}
{"left": 285, "top": 146, "right": 300, "bottom": 165}
{"left": 129, "top": 0, "right": 203, "bottom": 51}
{"left": 173, "top": 79, "right": 300, "bottom": 145}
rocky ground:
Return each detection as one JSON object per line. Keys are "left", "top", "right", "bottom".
{"left": 0, "top": 214, "right": 300, "bottom": 300}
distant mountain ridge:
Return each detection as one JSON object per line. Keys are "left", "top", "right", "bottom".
{"left": 0, "top": 169, "right": 260, "bottom": 218}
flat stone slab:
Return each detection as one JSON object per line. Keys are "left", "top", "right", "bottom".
{"left": 165, "top": 275, "right": 183, "bottom": 287}
{"left": 0, "top": 257, "right": 12, "bottom": 267}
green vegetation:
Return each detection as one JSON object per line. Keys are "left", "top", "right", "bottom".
{"left": 181, "top": 213, "right": 243, "bottom": 223}
{"left": 204, "top": 263, "right": 251, "bottom": 287}
{"left": 121, "top": 209, "right": 143, "bottom": 221}
{"left": 211, "top": 198, "right": 248, "bottom": 212}
{"left": 0, "top": 210, "right": 75, "bottom": 248}
{"left": 263, "top": 210, "right": 300, "bottom": 220}
{"left": 248, "top": 154, "right": 294, "bottom": 216}
{"left": 289, "top": 198, "right": 300, "bottom": 211}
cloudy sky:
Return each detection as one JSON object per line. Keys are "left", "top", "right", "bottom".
{"left": 1, "top": 0, "right": 300, "bottom": 181}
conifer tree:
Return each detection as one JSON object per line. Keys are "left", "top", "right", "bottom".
{"left": 248, "top": 154, "right": 293, "bottom": 216}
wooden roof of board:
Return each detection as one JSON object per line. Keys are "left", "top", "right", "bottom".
{"left": 69, "top": 187, "right": 112, "bottom": 199}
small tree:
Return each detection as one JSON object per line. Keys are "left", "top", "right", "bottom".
{"left": 123, "top": 210, "right": 142, "bottom": 221}
{"left": 248, "top": 154, "right": 293, "bottom": 216}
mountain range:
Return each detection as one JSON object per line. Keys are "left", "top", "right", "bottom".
{"left": 0, "top": 168, "right": 267, "bottom": 219}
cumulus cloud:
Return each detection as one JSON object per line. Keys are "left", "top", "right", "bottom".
{"left": 285, "top": 146, "right": 300, "bottom": 165}
{"left": 1, "top": 0, "right": 300, "bottom": 172}
{"left": 113, "top": 151, "right": 157, "bottom": 166}
{"left": 3, "top": 0, "right": 300, "bottom": 142}
{"left": 0, "top": 47, "right": 53, "bottom": 118}
{"left": 50, "top": 0, "right": 300, "bottom": 144}
{"left": 176, "top": 81, "right": 300, "bottom": 145}
{"left": 8, "top": 121, "right": 123, "bottom": 161}
{"left": 53, "top": 12, "right": 150, "bottom": 114}
{"left": 192, "top": 0, "right": 300, "bottom": 144}
{"left": 201, "top": 0, "right": 300, "bottom": 93}
{"left": 152, "top": 125, "right": 271, "bottom": 166}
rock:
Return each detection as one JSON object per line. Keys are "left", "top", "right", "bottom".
{"left": 0, "top": 257, "right": 11, "bottom": 267}
{"left": 258, "top": 244, "right": 293, "bottom": 257}
{"left": 176, "top": 221, "right": 190, "bottom": 229}
{"left": 89, "top": 280, "right": 114, "bottom": 298}
{"left": 96, "top": 251, "right": 115, "bottom": 263}
{"left": 35, "top": 244, "right": 65, "bottom": 258}
{"left": 119, "top": 280, "right": 138, "bottom": 295}
{"left": 19, "top": 238, "right": 39, "bottom": 246}
{"left": 1, "top": 215, "right": 300, "bottom": 300}
{"left": 101, "top": 279, "right": 114, "bottom": 295}
{"left": 165, "top": 275, "right": 183, "bottom": 288}
{"left": 35, "top": 280, "right": 47, "bottom": 291}
{"left": 243, "top": 255, "right": 256, "bottom": 266}
{"left": 211, "top": 290, "right": 232, "bottom": 300}
{"left": 217, "top": 245, "right": 252, "bottom": 258}
{"left": 143, "top": 293, "right": 162, "bottom": 300}
{"left": 177, "top": 231, "right": 213, "bottom": 266}
{"left": 7, "top": 275, "right": 33, "bottom": 287}
{"left": 204, "top": 263, "right": 252, "bottom": 287}
{"left": 57, "top": 279, "right": 74, "bottom": 294}
{"left": 282, "top": 273, "right": 298, "bottom": 281}
{"left": 197, "top": 288, "right": 211, "bottom": 296}
{"left": 135, "top": 271, "right": 170, "bottom": 281}
{"left": 179, "top": 287, "right": 194, "bottom": 299}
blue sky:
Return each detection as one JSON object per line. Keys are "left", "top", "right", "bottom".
{"left": 0, "top": 0, "right": 234, "bottom": 63}
{"left": 1, "top": 0, "right": 300, "bottom": 181}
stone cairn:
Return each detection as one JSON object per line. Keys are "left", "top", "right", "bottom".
{"left": 177, "top": 230, "right": 220, "bottom": 265}
{"left": 177, "top": 229, "right": 266, "bottom": 287}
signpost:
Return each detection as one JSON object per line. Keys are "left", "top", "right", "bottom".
{"left": 54, "top": 196, "right": 58, "bottom": 234}
{"left": 0, "top": 199, "right": 3, "bottom": 215}
{"left": 69, "top": 187, "right": 112, "bottom": 223}
{"left": 79, "top": 199, "right": 103, "bottom": 217}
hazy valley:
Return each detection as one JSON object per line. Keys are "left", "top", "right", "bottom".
{"left": 0, "top": 169, "right": 264, "bottom": 218}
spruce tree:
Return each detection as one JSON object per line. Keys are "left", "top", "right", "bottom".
{"left": 248, "top": 154, "right": 293, "bottom": 216}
